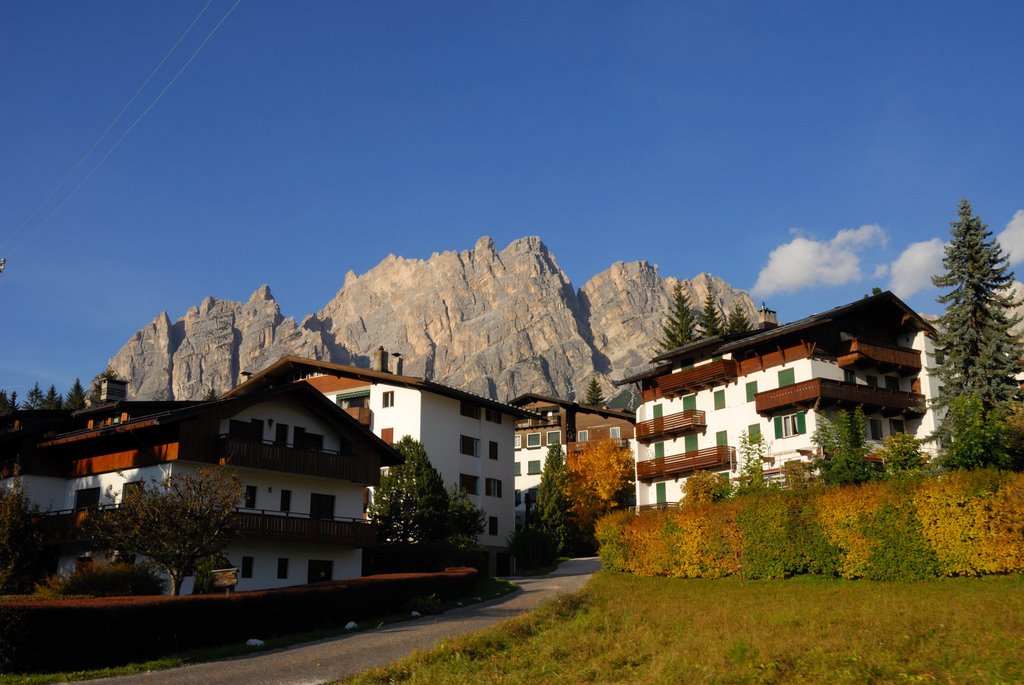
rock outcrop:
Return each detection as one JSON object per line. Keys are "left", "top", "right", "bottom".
{"left": 109, "top": 236, "right": 756, "bottom": 403}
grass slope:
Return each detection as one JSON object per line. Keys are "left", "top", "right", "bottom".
{"left": 342, "top": 571, "right": 1024, "bottom": 684}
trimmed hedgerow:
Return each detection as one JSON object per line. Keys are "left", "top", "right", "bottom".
{"left": 598, "top": 469, "right": 1024, "bottom": 582}
{"left": 0, "top": 567, "right": 477, "bottom": 673}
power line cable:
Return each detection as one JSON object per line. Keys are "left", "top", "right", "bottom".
{"left": 4, "top": 0, "right": 243, "bottom": 258}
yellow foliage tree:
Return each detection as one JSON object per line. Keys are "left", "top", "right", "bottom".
{"left": 566, "top": 439, "right": 634, "bottom": 544}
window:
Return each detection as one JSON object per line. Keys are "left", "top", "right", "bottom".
{"left": 653, "top": 404, "right": 663, "bottom": 419}
{"left": 514, "top": 434, "right": 522, "bottom": 449}
{"left": 489, "top": 440, "right": 499, "bottom": 460}
{"left": 460, "top": 435, "right": 479, "bottom": 457}
{"left": 609, "top": 426, "right": 621, "bottom": 439}
{"left": 684, "top": 434, "right": 698, "bottom": 453}
{"left": 485, "top": 478, "right": 502, "bottom": 497}
{"left": 244, "top": 485, "right": 257, "bottom": 509}
{"left": 714, "top": 389, "right": 725, "bottom": 410}
{"left": 869, "top": 419, "right": 883, "bottom": 441}
{"left": 885, "top": 376, "right": 900, "bottom": 392}
{"left": 682, "top": 394, "right": 697, "bottom": 411}
{"left": 546, "top": 430, "right": 561, "bottom": 445}
{"left": 773, "top": 412, "right": 807, "bottom": 439}
{"left": 578, "top": 429, "right": 589, "bottom": 442}
{"left": 280, "top": 489, "right": 291, "bottom": 513}
{"left": 746, "top": 381, "right": 758, "bottom": 402}
{"left": 460, "top": 474, "right": 479, "bottom": 495}
{"left": 866, "top": 375, "right": 878, "bottom": 388}
{"left": 515, "top": 461, "right": 522, "bottom": 476}
{"left": 75, "top": 487, "right": 100, "bottom": 510}
{"left": 778, "top": 368, "right": 795, "bottom": 387}
{"left": 526, "top": 433, "right": 541, "bottom": 448}
{"left": 293, "top": 426, "right": 306, "bottom": 448}
{"left": 307, "top": 560, "right": 333, "bottom": 583}
{"left": 747, "top": 424, "right": 761, "bottom": 442}
{"left": 843, "top": 369, "right": 856, "bottom": 384}
{"left": 277, "top": 558, "right": 288, "bottom": 580}
{"left": 382, "top": 391, "right": 395, "bottom": 408}
{"left": 654, "top": 442, "right": 665, "bottom": 458}
{"left": 303, "top": 432, "right": 324, "bottom": 451}
{"left": 488, "top": 516, "right": 498, "bottom": 535}
{"left": 381, "top": 427, "right": 394, "bottom": 444}
{"left": 121, "top": 481, "right": 143, "bottom": 504}
{"left": 716, "top": 430, "right": 728, "bottom": 447}
{"left": 656, "top": 482, "right": 667, "bottom": 504}
{"left": 485, "top": 407, "right": 502, "bottom": 424}
{"left": 275, "top": 423, "right": 289, "bottom": 445}
{"left": 890, "top": 419, "right": 905, "bottom": 434}
{"left": 460, "top": 401, "right": 481, "bottom": 419}
{"left": 527, "top": 460, "right": 542, "bottom": 475}
{"left": 241, "top": 556, "right": 253, "bottom": 579}
{"left": 228, "top": 419, "right": 249, "bottom": 439}
{"left": 310, "top": 493, "right": 335, "bottom": 520}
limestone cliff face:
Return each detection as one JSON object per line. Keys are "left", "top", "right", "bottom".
{"left": 109, "top": 237, "right": 756, "bottom": 402}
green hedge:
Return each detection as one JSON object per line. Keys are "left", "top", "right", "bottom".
{"left": 0, "top": 567, "right": 477, "bottom": 673}
{"left": 595, "top": 469, "right": 1024, "bottom": 581}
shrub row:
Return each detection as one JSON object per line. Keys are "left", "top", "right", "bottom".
{"left": 596, "top": 469, "right": 1024, "bottom": 581}
{"left": 0, "top": 567, "right": 477, "bottom": 673}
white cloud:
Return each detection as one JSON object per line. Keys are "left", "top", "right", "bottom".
{"left": 997, "top": 209, "right": 1024, "bottom": 265}
{"left": 752, "top": 224, "right": 886, "bottom": 296}
{"left": 887, "top": 238, "right": 945, "bottom": 299}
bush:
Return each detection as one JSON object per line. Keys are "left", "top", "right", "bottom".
{"left": 508, "top": 527, "right": 558, "bottom": 571}
{"left": 35, "top": 561, "right": 165, "bottom": 597}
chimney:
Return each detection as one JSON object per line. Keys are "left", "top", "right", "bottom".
{"left": 757, "top": 302, "right": 778, "bottom": 330}
{"left": 392, "top": 352, "right": 403, "bottom": 376}
{"left": 372, "top": 346, "right": 389, "bottom": 373}
{"left": 101, "top": 379, "right": 128, "bottom": 403}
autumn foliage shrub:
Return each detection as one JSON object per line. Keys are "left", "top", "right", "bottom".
{"left": 597, "top": 470, "right": 1024, "bottom": 581}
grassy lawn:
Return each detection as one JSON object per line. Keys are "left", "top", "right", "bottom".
{"left": 342, "top": 571, "right": 1024, "bottom": 684}
{"left": 0, "top": 577, "right": 516, "bottom": 685}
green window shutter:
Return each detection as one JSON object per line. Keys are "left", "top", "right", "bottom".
{"left": 653, "top": 404, "right": 663, "bottom": 419}
{"left": 654, "top": 442, "right": 665, "bottom": 458}
{"left": 795, "top": 412, "right": 806, "bottom": 435}
{"left": 746, "top": 381, "right": 758, "bottom": 402}
{"left": 748, "top": 424, "right": 761, "bottom": 441}
{"left": 778, "top": 368, "right": 795, "bottom": 387}
{"left": 713, "top": 390, "right": 725, "bottom": 410}
{"left": 716, "top": 430, "right": 728, "bottom": 447}
{"left": 683, "top": 394, "right": 696, "bottom": 411}
{"left": 774, "top": 416, "right": 783, "bottom": 439}
{"left": 684, "top": 434, "right": 698, "bottom": 453}
{"left": 656, "top": 482, "right": 666, "bottom": 504}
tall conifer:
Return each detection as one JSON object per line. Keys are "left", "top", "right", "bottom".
{"left": 724, "top": 301, "right": 752, "bottom": 334}
{"left": 658, "top": 283, "right": 697, "bottom": 352}
{"left": 64, "top": 379, "right": 87, "bottom": 411}
{"left": 699, "top": 291, "right": 723, "bottom": 338}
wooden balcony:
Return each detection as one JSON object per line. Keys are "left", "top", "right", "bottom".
{"left": 635, "top": 410, "right": 706, "bottom": 442}
{"left": 219, "top": 437, "right": 378, "bottom": 484}
{"left": 837, "top": 339, "right": 921, "bottom": 373}
{"left": 657, "top": 359, "right": 739, "bottom": 397}
{"left": 636, "top": 502, "right": 680, "bottom": 513}
{"left": 754, "top": 378, "right": 926, "bottom": 416}
{"left": 237, "top": 510, "right": 377, "bottom": 547}
{"left": 636, "top": 445, "right": 735, "bottom": 481}
{"left": 567, "top": 438, "right": 630, "bottom": 456}
{"left": 37, "top": 508, "right": 96, "bottom": 542}
{"left": 343, "top": 406, "right": 372, "bottom": 426}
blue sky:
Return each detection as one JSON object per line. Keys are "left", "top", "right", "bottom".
{"left": 2, "top": 1, "right": 1023, "bottom": 399}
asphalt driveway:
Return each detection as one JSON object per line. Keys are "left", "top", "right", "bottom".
{"left": 72, "top": 557, "right": 601, "bottom": 685}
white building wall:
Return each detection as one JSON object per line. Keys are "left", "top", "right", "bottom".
{"left": 224, "top": 401, "right": 345, "bottom": 451}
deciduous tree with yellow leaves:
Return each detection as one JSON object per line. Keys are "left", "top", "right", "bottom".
{"left": 566, "top": 439, "right": 634, "bottom": 548}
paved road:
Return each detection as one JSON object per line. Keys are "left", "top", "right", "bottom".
{"left": 75, "top": 557, "right": 601, "bottom": 685}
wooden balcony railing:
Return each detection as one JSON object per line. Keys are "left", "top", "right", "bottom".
{"left": 837, "top": 339, "right": 921, "bottom": 372}
{"left": 754, "top": 378, "right": 926, "bottom": 415}
{"left": 636, "top": 445, "right": 735, "bottom": 481}
{"left": 658, "top": 359, "right": 739, "bottom": 397}
{"left": 636, "top": 502, "right": 680, "bottom": 513}
{"left": 37, "top": 508, "right": 102, "bottom": 542}
{"left": 219, "top": 436, "right": 378, "bottom": 484}
{"left": 343, "top": 406, "right": 372, "bottom": 426}
{"left": 567, "top": 438, "right": 630, "bottom": 456}
{"left": 635, "top": 410, "right": 706, "bottom": 442}
{"left": 236, "top": 510, "right": 377, "bottom": 547}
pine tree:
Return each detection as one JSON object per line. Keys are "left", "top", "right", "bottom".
{"left": 724, "top": 301, "right": 752, "bottom": 334}
{"left": 582, "top": 378, "right": 605, "bottom": 406}
{"left": 535, "top": 444, "right": 574, "bottom": 555}
{"left": 368, "top": 436, "right": 449, "bottom": 544}
{"left": 699, "top": 291, "right": 723, "bottom": 339}
{"left": 658, "top": 283, "right": 697, "bottom": 352}
{"left": 932, "top": 199, "right": 1022, "bottom": 411}
{"left": 64, "top": 379, "right": 87, "bottom": 411}
{"left": 41, "top": 385, "right": 63, "bottom": 410}
{"left": 0, "top": 390, "right": 10, "bottom": 416}
{"left": 24, "top": 383, "right": 44, "bottom": 410}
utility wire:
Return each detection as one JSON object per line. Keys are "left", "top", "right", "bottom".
{"left": 3, "top": 0, "right": 242, "bottom": 258}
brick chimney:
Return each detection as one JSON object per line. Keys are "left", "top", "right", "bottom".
{"left": 757, "top": 303, "right": 778, "bottom": 330}
{"left": 372, "top": 346, "right": 389, "bottom": 373}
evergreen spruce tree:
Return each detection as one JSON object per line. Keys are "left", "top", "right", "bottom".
{"left": 0, "top": 390, "right": 10, "bottom": 416}
{"left": 7, "top": 391, "right": 17, "bottom": 412}
{"left": 735, "top": 429, "right": 768, "bottom": 494}
{"left": 724, "top": 301, "right": 752, "bottom": 334}
{"left": 582, "top": 378, "right": 605, "bottom": 406}
{"left": 24, "top": 383, "right": 44, "bottom": 410}
{"left": 368, "top": 436, "right": 449, "bottom": 544}
{"left": 932, "top": 199, "right": 1022, "bottom": 411}
{"left": 658, "top": 283, "right": 697, "bottom": 352}
{"left": 41, "top": 385, "right": 63, "bottom": 410}
{"left": 813, "top": 408, "right": 875, "bottom": 485}
{"left": 535, "top": 443, "right": 574, "bottom": 556}
{"left": 699, "top": 291, "right": 723, "bottom": 339}
{"left": 64, "top": 379, "right": 87, "bottom": 411}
